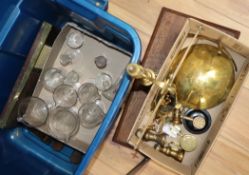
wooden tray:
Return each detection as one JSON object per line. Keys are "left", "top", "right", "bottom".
{"left": 112, "top": 7, "right": 240, "bottom": 147}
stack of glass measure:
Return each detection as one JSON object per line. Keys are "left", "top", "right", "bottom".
{"left": 17, "top": 24, "right": 130, "bottom": 152}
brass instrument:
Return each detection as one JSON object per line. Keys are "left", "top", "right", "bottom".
{"left": 127, "top": 44, "right": 235, "bottom": 111}
{"left": 127, "top": 27, "right": 236, "bottom": 162}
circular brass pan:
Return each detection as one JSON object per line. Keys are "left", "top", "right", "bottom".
{"left": 180, "top": 134, "right": 197, "bottom": 152}
{"left": 183, "top": 109, "right": 212, "bottom": 134}
{"left": 174, "top": 44, "right": 235, "bottom": 109}
{"left": 193, "top": 116, "right": 206, "bottom": 129}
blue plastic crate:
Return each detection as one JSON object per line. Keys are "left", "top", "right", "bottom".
{"left": 0, "top": 0, "right": 141, "bottom": 174}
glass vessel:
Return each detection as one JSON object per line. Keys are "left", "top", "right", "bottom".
{"left": 49, "top": 108, "right": 79, "bottom": 141}
{"left": 53, "top": 84, "right": 78, "bottom": 108}
{"left": 43, "top": 68, "right": 65, "bottom": 92}
{"left": 60, "top": 49, "right": 80, "bottom": 66}
{"left": 67, "top": 31, "right": 84, "bottom": 49}
{"left": 64, "top": 70, "right": 80, "bottom": 86}
{"left": 78, "top": 102, "right": 105, "bottom": 129}
{"left": 78, "top": 83, "right": 101, "bottom": 104}
{"left": 17, "top": 97, "right": 49, "bottom": 127}
{"left": 95, "top": 72, "right": 113, "bottom": 91}
{"left": 102, "top": 75, "right": 123, "bottom": 101}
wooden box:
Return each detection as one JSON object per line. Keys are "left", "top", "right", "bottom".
{"left": 127, "top": 18, "right": 249, "bottom": 175}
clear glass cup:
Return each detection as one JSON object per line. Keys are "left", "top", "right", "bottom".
{"left": 60, "top": 49, "right": 81, "bottom": 66}
{"left": 78, "top": 83, "right": 101, "bottom": 104}
{"left": 64, "top": 70, "right": 80, "bottom": 86}
{"left": 94, "top": 55, "right": 107, "bottom": 69}
{"left": 49, "top": 108, "right": 79, "bottom": 142}
{"left": 53, "top": 84, "right": 78, "bottom": 108}
{"left": 78, "top": 102, "right": 105, "bottom": 129}
{"left": 43, "top": 68, "right": 65, "bottom": 92}
{"left": 67, "top": 31, "right": 84, "bottom": 49}
{"left": 95, "top": 72, "right": 113, "bottom": 91}
{"left": 17, "top": 97, "right": 49, "bottom": 127}
{"left": 60, "top": 53, "right": 73, "bottom": 66}
{"left": 102, "top": 75, "right": 123, "bottom": 101}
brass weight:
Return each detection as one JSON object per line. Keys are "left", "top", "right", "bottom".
{"left": 155, "top": 144, "right": 185, "bottom": 162}
{"left": 180, "top": 134, "right": 197, "bottom": 152}
{"left": 136, "top": 129, "right": 168, "bottom": 147}
{"left": 172, "top": 104, "right": 182, "bottom": 125}
{"left": 126, "top": 64, "right": 156, "bottom": 86}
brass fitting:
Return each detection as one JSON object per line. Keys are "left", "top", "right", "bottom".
{"left": 126, "top": 64, "right": 156, "bottom": 86}
{"left": 172, "top": 105, "right": 182, "bottom": 125}
{"left": 155, "top": 144, "right": 185, "bottom": 162}
{"left": 136, "top": 129, "right": 167, "bottom": 147}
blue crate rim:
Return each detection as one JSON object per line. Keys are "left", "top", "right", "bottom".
{"left": 55, "top": 0, "right": 141, "bottom": 174}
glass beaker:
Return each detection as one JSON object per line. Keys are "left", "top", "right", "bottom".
{"left": 53, "top": 84, "right": 78, "bottom": 108}
{"left": 102, "top": 74, "right": 123, "bottom": 101}
{"left": 64, "top": 70, "right": 80, "bottom": 86}
{"left": 78, "top": 83, "right": 101, "bottom": 105}
{"left": 49, "top": 108, "right": 79, "bottom": 142}
{"left": 67, "top": 31, "right": 84, "bottom": 49}
{"left": 95, "top": 72, "right": 113, "bottom": 91}
{"left": 60, "top": 49, "right": 81, "bottom": 66}
{"left": 78, "top": 102, "right": 105, "bottom": 129}
{"left": 43, "top": 68, "right": 65, "bottom": 92}
{"left": 17, "top": 97, "right": 49, "bottom": 127}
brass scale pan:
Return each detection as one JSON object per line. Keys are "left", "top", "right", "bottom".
{"left": 174, "top": 43, "right": 236, "bottom": 109}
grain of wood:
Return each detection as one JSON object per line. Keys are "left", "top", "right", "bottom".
{"left": 86, "top": 1, "right": 249, "bottom": 174}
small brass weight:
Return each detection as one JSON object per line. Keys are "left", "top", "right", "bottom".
{"left": 136, "top": 129, "right": 167, "bottom": 147}
{"left": 155, "top": 144, "right": 185, "bottom": 162}
{"left": 136, "top": 128, "right": 184, "bottom": 162}
{"left": 172, "top": 104, "right": 182, "bottom": 125}
{"left": 126, "top": 64, "right": 156, "bottom": 86}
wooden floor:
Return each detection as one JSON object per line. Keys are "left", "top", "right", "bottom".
{"left": 86, "top": 0, "right": 249, "bottom": 174}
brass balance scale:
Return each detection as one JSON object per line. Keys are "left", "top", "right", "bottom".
{"left": 126, "top": 29, "right": 236, "bottom": 162}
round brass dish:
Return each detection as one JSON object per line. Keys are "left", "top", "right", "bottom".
{"left": 180, "top": 134, "right": 197, "bottom": 152}
{"left": 174, "top": 44, "right": 235, "bottom": 109}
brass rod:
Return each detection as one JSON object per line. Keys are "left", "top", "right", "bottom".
{"left": 169, "top": 27, "right": 202, "bottom": 85}
{"left": 181, "top": 116, "right": 194, "bottom": 121}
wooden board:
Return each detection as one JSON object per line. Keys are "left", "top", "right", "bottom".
{"left": 195, "top": 0, "right": 249, "bottom": 29}
{"left": 113, "top": 7, "right": 240, "bottom": 147}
